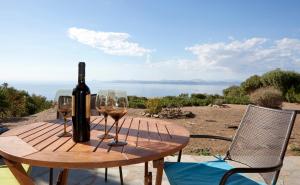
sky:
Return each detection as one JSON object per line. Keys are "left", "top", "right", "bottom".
{"left": 1, "top": 0, "right": 300, "bottom": 82}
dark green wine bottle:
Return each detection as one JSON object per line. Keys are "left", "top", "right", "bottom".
{"left": 72, "top": 62, "right": 91, "bottom": 142}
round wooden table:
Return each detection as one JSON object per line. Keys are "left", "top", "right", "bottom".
{"left": 0, "top": 116, "right": 189, "bottom": 185}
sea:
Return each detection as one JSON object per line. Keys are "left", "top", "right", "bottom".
{"left": 9, "top": 81, "right": 238, "bottom": 100}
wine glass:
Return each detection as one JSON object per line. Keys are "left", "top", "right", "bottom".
{"left": 107, "top": 90, "right": 128, "bottom": 147}
{"left": 57, "top": 96, "right": 72, "bottom": 137}
{"left": 96, "top": 90, "right": 114, "bottom": 139}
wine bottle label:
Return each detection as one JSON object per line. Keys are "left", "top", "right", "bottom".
{"left": 72, "top": 95, "right": 75, "bottom": 116}
{"left": 86, "top": 94, "right": 91, "bottom": 118}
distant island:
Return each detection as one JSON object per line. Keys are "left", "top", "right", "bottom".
{"left": 97, "top": 80, "right": 241, "bottom": 86}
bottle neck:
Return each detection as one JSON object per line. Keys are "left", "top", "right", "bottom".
{"left": 78, "top": 74, "right": 85, "bottom": 84}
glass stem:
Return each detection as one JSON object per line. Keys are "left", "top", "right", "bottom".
{"left": 63, "top": 116, "right": 67, "bottom": 133}
{"left": 115, "top": 120, "right": 119, "bottom": 143}
{"left": 104, "top": 116, "right": 107, "bottom": 135}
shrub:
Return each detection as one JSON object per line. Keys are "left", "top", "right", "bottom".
{"left": 214, "top": 99, "right": 225, "bottom": 106}
{"left": 178, "top": 93, "right": 189, "bottom": 98}
{"left": 223, "top": 86, "right": 244, "bottom": 97}
{"left": 0, "top": 83, "right": 52, "bottom": 119}
{"left": 224, "top": 96, "right": 250, "bottom": 105}
{"left": 191, "top": 93, "right": 207, "bottom": 99}
{"left": 285, "top": 87, "right": 300, "bottom": 103}
{"left": 260, "top": 69, "right": 300, "bottom": 94}
{"left": 0, "top": 88, "right": 9, "bottom": 118}
{"left": 128, "top": 96, "right": 147, "bottom": 109}
{"left": 241, "top": 75, "right": 263, "bottom": 94}
{"left": 250, "top": 87, "right": 283, "bottom": 108}
{"left": 146, "top": 98, "right": 163, "bottom": 114}
{"left": 26, "top": 94, "right": 52, "bottom": 115}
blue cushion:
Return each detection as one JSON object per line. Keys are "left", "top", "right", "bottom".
{"left": 164, "top": 160, "right": 266, "bottom": 185}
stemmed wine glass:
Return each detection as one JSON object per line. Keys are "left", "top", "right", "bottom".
{"left": 57, "top": 96, "right": 72, "bottom": 137}
{"left": 107, "top": 90, "right": 128, "bottom": 147}
{"left": 96, "top": 90, "right": 114, "bottom": 139}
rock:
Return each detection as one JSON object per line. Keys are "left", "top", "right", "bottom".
{"left": 153, "top": 114, "right": 159, "bottom": 118}
{"left": 212, "top": 105, "right": 220, "bottom": 108}
{"left": 182, "top": 111, "right": 195, "bottom": 118}
{"left": 145, "top": 113, "right": 151, "bottom": 117}
{"left": 141, "top": 112, "right": 146, "bottom": 116}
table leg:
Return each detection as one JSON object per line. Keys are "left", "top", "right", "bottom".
{"left": 144, "top": 162, "right": 152, "bottom": 185}
{"left": 3, "top": 159, "right": 35, "bottom": 185}
{"left": 49, "top": 168, "right": 53, "bottom": 185}
{"left": 56, "top": 169, "right": 69, "bottom": 185}
{"left": 153, "top": 158, "right": 164, "bottom": 185}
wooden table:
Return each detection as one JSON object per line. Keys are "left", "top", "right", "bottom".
{"left": 0, "top": 116, "right": 189, "bottom": 185}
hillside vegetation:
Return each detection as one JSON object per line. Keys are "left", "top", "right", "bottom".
{"left": 129, "top": 69, "right": 300, "bottom": 109}
{"left": 0, "top": 83, "right": 52, "bottom": 121}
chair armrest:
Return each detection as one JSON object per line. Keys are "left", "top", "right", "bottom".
{"left": 177, "top": 135, "right": 232, "bottom": 162}
{"left": 219, "top": 163, "right": 283, "bottom": 185}
{"left": 190, "top": 134, "right": 232, "bottom": 142}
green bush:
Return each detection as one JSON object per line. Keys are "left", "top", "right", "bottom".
{"left": 178, "top": 93, "right": 189, "bottom": 98}
{"left": 223, "top": 86, "right": 245, "bottom": 97}
{"left": 0, "top": 88, "right": 9, "bottom": 118}
{"left": 146, "top": 98, "right": 163, "bottom": 114}
{"left": 191, "top": 93, "right": 207, "bottom": 99}
{"left": 241, "top": 75, "right": 263, "bottom": 94}
{"left": 26, "top": 94, "right": 53, "bottom": 115}
{"left": 285, "top": 87, "right": 300, "bottom": 103}
{"left": 250, "top": 87, "right": 283, "bottom": 108}
{"left": 261, "top": 69, "right": 300, "bottom": 94}
{"left": 0, "top": 83, "right": 52, "bottom": 119}
{"left": 214, "top": 99, "right": 225, "bottom": 106}
{"left": 128, "top": 96, "right": 147, "bottom": 109}
{"left": 224, "top": 96, "right": 250, "bottom": 105}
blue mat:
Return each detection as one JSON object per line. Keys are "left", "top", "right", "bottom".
{"left": 164, "top": 160, "right": 266, "bottom": 185}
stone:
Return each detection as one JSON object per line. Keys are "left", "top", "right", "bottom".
{"left": 182, "top": 111, "right": 195, "bottom": 118}
{"left": 153, "top": 114, "right": 159, "bottom": 118}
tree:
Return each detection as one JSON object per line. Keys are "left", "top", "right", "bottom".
{"left": 0, "top": 88, "right": 9, "bottom": 118}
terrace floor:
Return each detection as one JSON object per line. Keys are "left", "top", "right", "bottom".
{"left": 29, "top": 155, "right": 300, "bottom": 185}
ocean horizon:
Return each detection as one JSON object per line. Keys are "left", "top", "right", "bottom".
{"left": 7, "top": 80, "right": 239, "bottom": 100}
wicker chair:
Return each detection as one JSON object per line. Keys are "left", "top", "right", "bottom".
{"left": 164, "top": 105, "right": 296, "bottom": 185}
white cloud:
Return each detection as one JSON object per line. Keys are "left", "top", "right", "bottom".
{"left": 139, "top": 37, "right": 300, "bottom": 81}
{"left": 67, "top": 27, "right": 152, "bottom": 56}
{"left": 178, "top": 37, "right": 300, "bottom": 79}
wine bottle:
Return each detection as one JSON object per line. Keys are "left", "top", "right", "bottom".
{"left": 72, "top": 62, "right": 91, "bottom": 142}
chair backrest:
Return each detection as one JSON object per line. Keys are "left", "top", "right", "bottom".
{"left": 226, "top": 105, "right": 296, "bottom": 185}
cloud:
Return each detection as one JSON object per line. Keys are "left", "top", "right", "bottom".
{"left": 67, "top": 27, "right": 152, "bottom": 56}
{"left": 140, "top": 37, "right": 300, "bottom": 81}
{"left": 178, "top": 37, "right": 300, "bottom": 79}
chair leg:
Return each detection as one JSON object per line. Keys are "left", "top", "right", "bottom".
{"left": 49, "top": 168, "right": 53, "bottom": 185}
{"left": 119, "top": 166, "right": 124, "bottom": 185}
{"left": 105, "top": 168, "right": 108, "bottom": 182}
{"left": 104, "top": 167, "right": 123, "bottom": 184}
{"left": 177, "top": 150, "right": 182, "bottom": 162}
